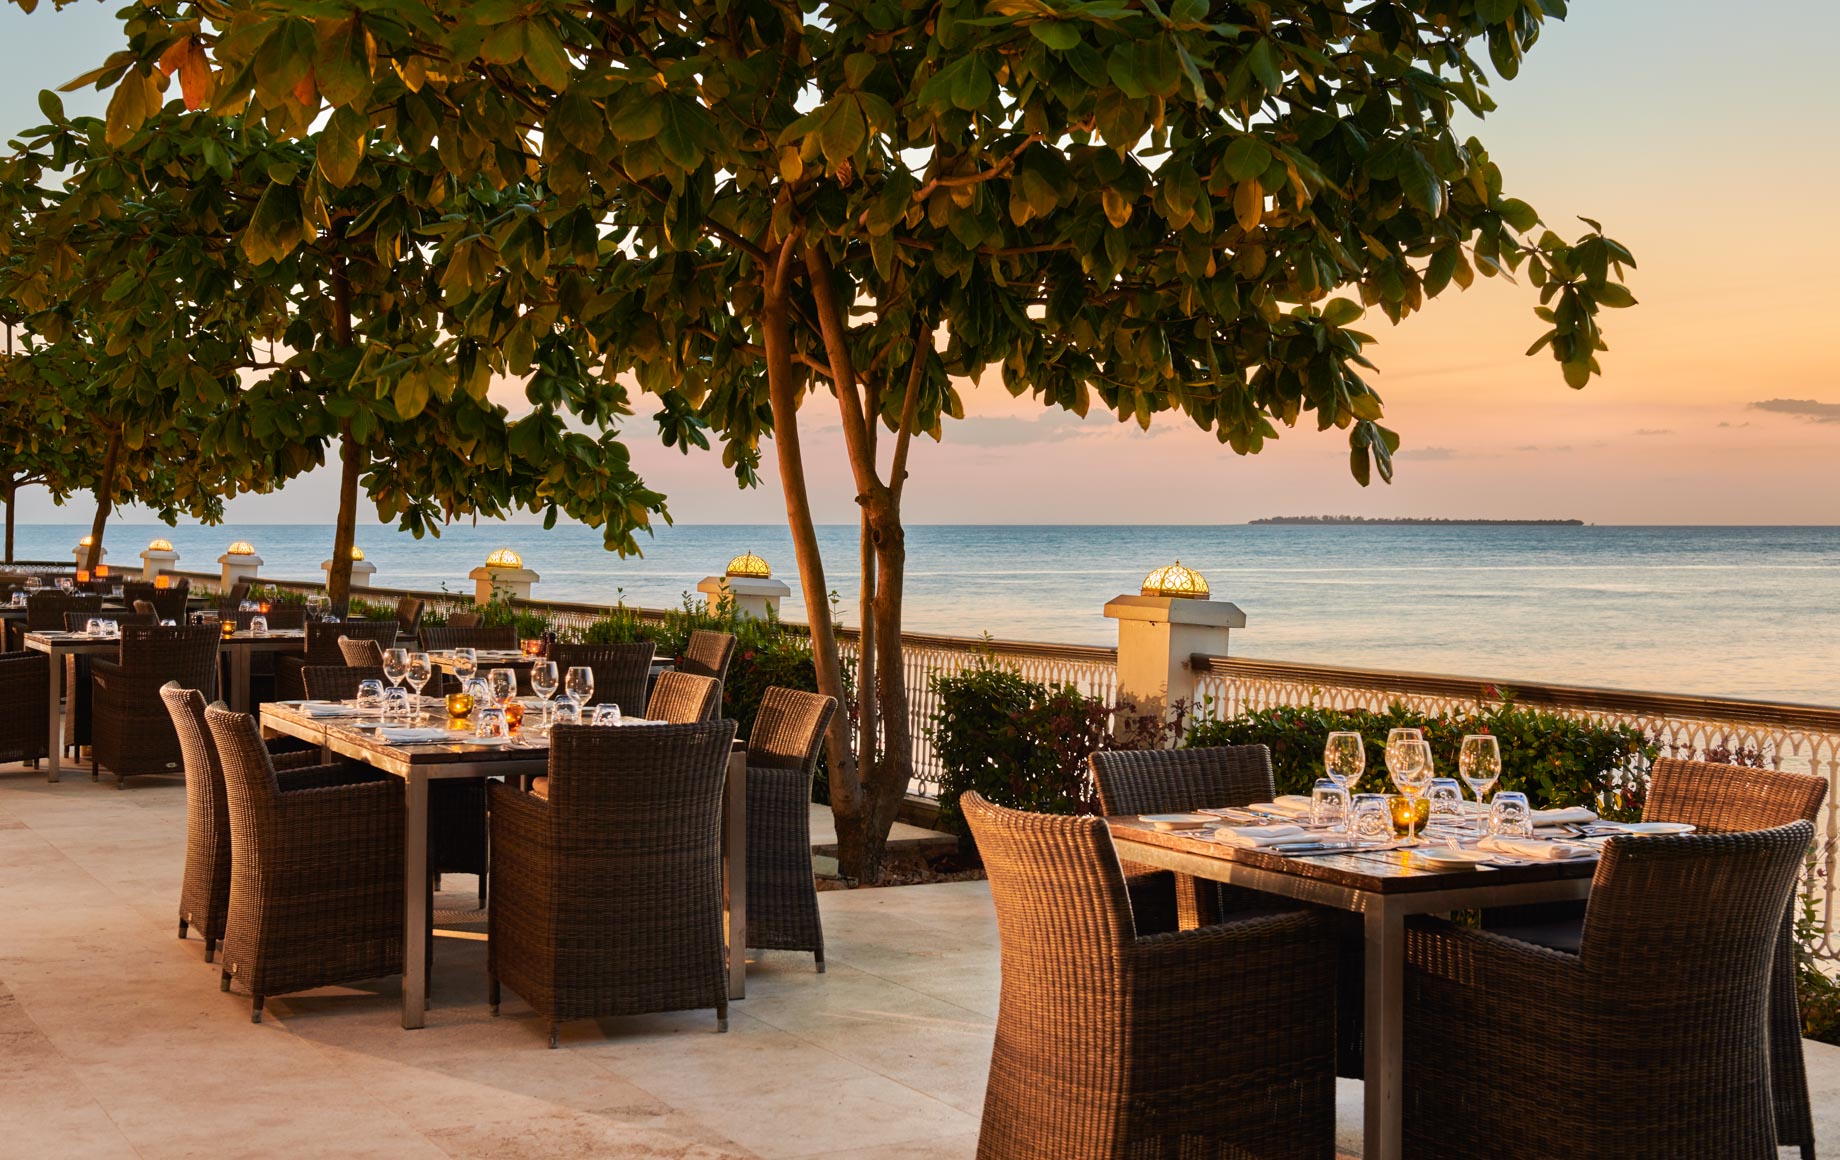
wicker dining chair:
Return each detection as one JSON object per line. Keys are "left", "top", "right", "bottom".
{"left": 215, "top": 580, "right": 252, "bottom": 613}
{"left": 224, "top": 606, "right": 308, "bottom": 631}
{"left": 338, "top": 636, "right": 386, "bottom": 667}
{"left": 276, "top": 620, "right": 399, "bottom": 699}
{"left": 1090, "top": 745, "right": 1283, "bottom": 933}
{"left": 0, "top": 651, "right": 49, "bottom": 767}
{"left": 744, "top": 687, "right": 836, "bottom": 969}
{"left": 56, "top": 609, "right": 158, "bottom": 756}
{"left": 123, "top": 581, "right": 187, "bottom": 622}
{"left": 1484, "top": 757, "right": 1829, "bottom": 1157}
{"left": 91, "top": 625, "right": 221, "bottom": 788}
{"left": 161, "top": 684, "right": 371, "bottom": 962}
{"left": 548, "top": 641, "right": 654, "bottom": 716}
{"left": 678, "top": 630, "right": 737, "bottom": 685}
{"left": 488, "top": 719, "right": 738, "bottom": 1047}
{"left": 1403, "top": 820, "right": 1813, "bottom": 1160}
{"left": 299, "top": 664, "right": 492, "bottom": 907}
{"left": 394, "top": 595, "right": 426, "bottom": 632}
{"left": 204, "top": 704, "right": 405, "bottom": 1022}
{"left": 445, "top": 611, "right": 482, "bottom": 629}
{"left": 645, "top": 671, "right": 721, "bottom": 724}
{"left": 961, "top": 792, "right": 1338, "bottom": 1160}
{"left": 418, "top": 624, "right": 517, "bottom": 653}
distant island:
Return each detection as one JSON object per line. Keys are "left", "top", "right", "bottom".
{"left": 1249, "top": 516, "right": 1585, "bottom": 526}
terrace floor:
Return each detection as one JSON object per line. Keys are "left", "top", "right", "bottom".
{"left": 2, "top": 763, "right": 1834, "bottom": 1159}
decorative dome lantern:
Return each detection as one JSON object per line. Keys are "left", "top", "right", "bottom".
{"left": 725, "top": 551, "right": 772, "bottom": 580}
{"left": 484, "top": 547, "right": 523, "bottom": 569}
{"left": 79, "top": 535, "right": 94, "bottom": 547}
{"left": 350, "top": 545, "right": 365, "bottom": 561}
{"left": 1140, "top": 560, "right": 1210, "bottom": 600}
{"left": 226, "top": 541, "right": 257, "bottom": 556}
{"left": 147, "top": 538, "right": 173, "bottom": 552}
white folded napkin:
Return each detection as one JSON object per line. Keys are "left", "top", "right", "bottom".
{"left": 376, "top": 727, "right": 460, "bottom": 744}
{"left": 298, "top": 701, "right": 372, "bottom": 718}
{"left": 1532, "top": 806, "right": 1599, "bottom": 827}
{"left": 1205, "top": 824, "right": 1306, "bottom": 848}
{"left": 1478, "top": 835, "right": 1596, "bottom": 861}
{"left": 1250, "top": 797, "right": 1315, "bottom": 819}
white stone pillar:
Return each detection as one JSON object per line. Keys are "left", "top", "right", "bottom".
{"left": 218, "top": 544, "right": 263, "bottom": 590}
{"left": 697, "top": 575, "right": 791, "bottom": 619}
{"left": 470, "top": 548, "right": 538, "bottom": 604}
{"left": 139, "top": 540, "right": 179, "bottom": 581}
{"left": 1104, "top": 563, "right": 1244, "bottom": 736}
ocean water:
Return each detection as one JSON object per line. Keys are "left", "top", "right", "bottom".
{"left": 16, "top": 523, "right": 1838, "bottom": 705}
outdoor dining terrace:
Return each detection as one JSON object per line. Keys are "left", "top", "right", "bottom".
{"left": 0, "top": 546, "right": 1837, "bottom": 1158}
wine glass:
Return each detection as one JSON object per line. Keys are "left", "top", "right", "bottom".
{"left": 1458, "top": 734, "right": 1503, "bottom": 835}
{"left": 451, "top": 647, "right": 477, "bottom": 684}
{"left": 1324, "top": 731, "right": 1365, "bottom": 793}
{"left": 406, "top": 652, "right": 433, "bottom": 714}
{"left": 381, "top": 648, "right": 410, "bottom": 691}
{"left": 488, "top": 667, "right": 518, "bottom": 709}
{"left": 564, "top": 665, "right": 594, "bottom": 707}
{"left": 1387, "top": 738, "right": 1433, "bottom": 844}
{"left": 530, "top": 659, "right": 559, "bottom": 704}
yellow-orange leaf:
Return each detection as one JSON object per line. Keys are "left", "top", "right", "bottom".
{"left": 178, "top": 42, "right": 212, "bottom": 110}
{"left": 292, "top": 68, "right": 317, "bottom": 108}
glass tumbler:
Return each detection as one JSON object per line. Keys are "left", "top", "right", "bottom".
{"left": 474, "top": 706, "right": 508, "bottom": 741}
{"left": 1489, "top": 791, "right": 1534, "bottom": 838}
{"left": 1310, "top": 778, "right": 1350, "bottom": 832}
{"left": 1351, "top": 794, "right": 1393, "bottom": 844}
{"left": 1426, "top": 778, "right": 1466, "bottom": 830}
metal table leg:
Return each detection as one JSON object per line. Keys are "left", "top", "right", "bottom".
{"left": 229, "top": 647, "right": 251, "bottom": 713}
{"left": 44, "top": 646, "right": 62, "bottom": 783}
{"left": 1364, "top": 902, "right": 1407, "bottom": 1160}
{"left": 402, "top": 772, "right": 430, "bottom": 1029}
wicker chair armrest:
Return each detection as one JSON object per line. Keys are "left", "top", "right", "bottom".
{"left": 486, "top": 779, "right": 551, "bottom": 892}
{"left": 275, "top": 774, "right": 403, "bottom": 824}
{"left": 269, "top": 747, "right": 331, "bottom": 771}
{"left": 1405, "top": 916, "right": 1584, "bottom": 1001}
{"left": 275, "top": 763, "right": 392, "bottom": 792}
{"left": 1130, "top": 907, "right": 1332, "bottom": 970}
{"left": 488, "top": 778, "right": 550, "bottom": 833}
{"left": 89, "top": 658, "right": 122, "bottom": 683}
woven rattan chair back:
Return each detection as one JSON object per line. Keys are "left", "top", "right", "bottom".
{"left": 64, "top": 610, "right": 155, "bottom": 632}
{"left": 302, "top": 665, "right": 385, "bottom": 701}
{"left": 445, "top": 611, "right": 481, "bottom": 629}
{"left": 1643, "top": 757, "right": 1827, "bottom": 1157}
{"left": 487, "top": 720, "right": 737, "bottom": 1039}
{"left": 162, "top": 684, "right": 232, "bottom": 956}
{"left": 745, "top": 686, "right": 836, "bottom": 771}
{"left": 419, "top": 624, "right": 516, "bottom": 652}
{"left": 0, "top": 652, "right": 49, "bottom": 763}
{"left": 299, "top": 620, "right": 385, "bottom": 664}
{"left": 1090, "top": 744, "right": 1275, "bottom": 816}
{"left": 225, "top": 606, "right": 307, "bottom": 631}
{"left": 394, "top": 595, "right": 426, "bottom": 631}
{"left": 338, "top": 637, "right": 385, "bottom": 668}
{"left": 548, "top": 642, "right": 654, "bottom": 716}
{"left": 216, "top": 580, "right": 251, "bottom": 612}
{"left": 678, "top": 630, "right": 737, "bottom": 684}
{"left": 645, "top": 670, "right": 721, "bottom": 723}
{"left": 963, "top": 790, "right": 1139, "bottom": 955}
{"left": 28, "top": 591, "right": 99, "bottom": 632}
{"left": 118, "top": 624, "right": 221, "bottom": 688}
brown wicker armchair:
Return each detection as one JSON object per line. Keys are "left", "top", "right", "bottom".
{"left": 1485, "top": 757, "right": 1828, "bottom": 1157}
{"left": 0, "top": 651, "right": 49, "bottom": 766}
{"left": 678, "top": 630, "right": 736, "bottom": 684}
{"left": 1403, "top": 820, "right": 1814, "bottom": 1160}
{"left": 1091, "top": 744, "right": 1280, "bottom": 934}
{"left": 59, "top": 611, "right": 156, "bottom": 755}
{"left": 743, "top": 687, "right": 836, "bottom": 969}
{"left": 216, "top": 580, "right": 251, "bottom": 613}
{"left": 123, "top": 581, "right": 187, "bottom": 622}
{"left": 444, "top": 611, "right": 482, "bottom": 629}
{"left": 161, "top": 684, "right": 372, "bottom": 962}
{"left": 91, "top": 625, "right": 221, "bottom": 788}
{"left": 961, "top": 792, "right": 1338, "bottom": 1160}
{"left": 488, "top": 720, "right": 738, "bottom": 1047}
{"left": 337, "top": 636, "right": 385, "bottom": 667}
{"left": 204, "top": 704, "right": 405, "bottom": 1022}
{"left": 645, "top": 671, "right": 721, "bottom": 723}
{"left": 548, "top": 642, "right": 654, "bottom": 716}
{"left": 394, "top": 595, "right": 426, "bottom": 632}
{"left": 276, "top": 620, "right": 399, "bottom": 699}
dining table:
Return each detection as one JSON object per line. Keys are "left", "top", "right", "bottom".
{"left": 259, "top": 699, "right": 748, "bottom": 1030}
{"left": 22, "top": 627, "right": 306, "bottom": 782}
{"left": 1105, "top": 816, "right": 1598, "bottom": 1160}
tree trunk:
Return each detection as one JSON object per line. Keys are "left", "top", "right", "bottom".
{"left": 327, "top": 427, "right": 361, "bottom": 609}
{"left": 85, "top": 431, "right": 121, "bottom": 573}
{"left": 760, "top": 246, "right": 860, "bottom": 826}
{"left": 325, "top": 252, "right": 358, "bottom": 611}
{"left": 4, "top": 476, "right": 15, "bottom": 564}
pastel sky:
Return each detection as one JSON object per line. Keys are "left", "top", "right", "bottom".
{"left": 3, "top": 2, "right": 1836, "bottom": 526}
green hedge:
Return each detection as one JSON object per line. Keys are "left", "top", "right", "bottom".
{"left": 1186, "top": 702, "right": 1654, "bottom": 818}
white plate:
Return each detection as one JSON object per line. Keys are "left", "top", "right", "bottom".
{"left": 1140, "top": 813, "right": 1215, "bottom": 831}
{"left": 1413, "top": 847, "right": 1492, "bottom": 871}
{"left": 1602, "top": 821, "right": 1696, "bottom": 836}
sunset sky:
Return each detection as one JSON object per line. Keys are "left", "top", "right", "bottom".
{"left": 3, "top": 2, "right": 1835, "bottom": 526}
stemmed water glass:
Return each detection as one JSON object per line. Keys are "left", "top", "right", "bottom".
{"left": 1387, "top": 738, "right": 1433, "bottom": 844}
{"left": 451, "top": 647, "right": 477, "bottom": 685}
{"left": 529, "top": 659, "right": 559, "bottom": 706}
{"left": 381, "top": 648, "right": 409, "bottom": 694}
{"left": 564, "top": 665, "right": 594, "bottom": 709}
{"left": 488, "top": 667, "right": 518, "bottom": 710}
{"left": 406, "top": 652, "right": 433, "bottom": 716}
{"left": 1458, "top": 734, "right": 1503, "bottom": 835}
{"left": 1323, "top": 731, "right": 1365, "bottom": 793}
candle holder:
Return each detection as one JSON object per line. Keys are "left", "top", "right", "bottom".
{"left": 1389, "top": 795, "right": 1430, "bottom": 837}
{"left": 520, "top": 638, "right": 543, "bottom": 658}
{"left": 446, "top": 691, "right": 475, "bottom": 720}
{"left": 503, "top": 700, "right": 526, "bottom": 733}
{"left": 220, "top": 620, "right": 237, "bottom": 639}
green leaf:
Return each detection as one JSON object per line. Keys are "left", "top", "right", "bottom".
{"left": 1592, "top": 283, "right": 1636, "bottom": 308}
{"left": 1248, "top": 38, "right": 1283, "bottom": 94}
{"left": 1321, "top": 298, "right": 1362, "bottom": 327}
{"left": 1028, "top": 22, "right": 1082, "bottom": 51}
{"left": 1496, "top": 196, "right": 1538, "bottom": 233}
{"left": 37, "top": 90, "right": 63, "bottom": 123}
{"left": 1221, "top": 134, "right": 1267, "bottom": 183}
{"left": 522, "top": 19, "right": 571, "bottom": 91}
{"left": 549, "top": 92, "right": 603, "bottom": 153}
{"left": 316, "top": 105, "right": 367, "bottom": 187}
{"left": 606, "top": 89, "right": 665, "bottom": 142}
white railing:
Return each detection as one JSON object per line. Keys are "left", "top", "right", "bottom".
{"left": 1191, "top": 654, "right": 1840, "bottom": 959}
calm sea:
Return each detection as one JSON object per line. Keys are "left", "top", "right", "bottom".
{"left": 18, "top": 523, "right": 1838, "bottom": 705}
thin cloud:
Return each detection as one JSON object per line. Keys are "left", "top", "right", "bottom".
{"left": 1750, "top": 398, "right": 1840, "bottom": 423}
{"left": 1632, "top": 428, "right": 1673, "bottom": 437}
{"left": 1398, "top": 446, "right": 1461, "bottom": 461}
{"left": 1717, "top": 421, "right": 1752, "bottom": 429}
{"left": 946, "top": 413, "right": 1093, "bottom": 447}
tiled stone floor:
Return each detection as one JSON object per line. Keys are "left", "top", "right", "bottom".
{"left": 1, "top": 764, "right": 1833, "bottom": 1158}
